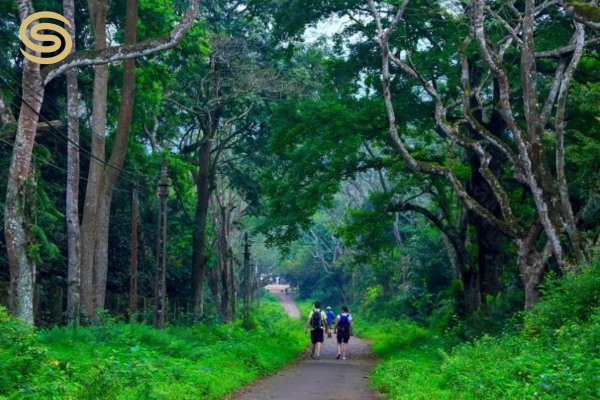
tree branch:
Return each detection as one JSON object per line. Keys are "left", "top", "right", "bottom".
{"left": 555, "top": 22, "right": 585, "bottom": 257}
{"left": 536, "top": 36, "right": 600, "bottom": 58}
{"left": 540, "top": 59, "right": 566, "bottom": 129}
{"left": 387, "top": 202, "right": 473, "bottom": 268}
{"left": 561, "top": 0, "right": 600, "bottom": 30}
{"left": 41, "top": 0, "right": 201, "bottom": 85}
{"left": 369, "top": 0, "right": 520, "bottom": 238}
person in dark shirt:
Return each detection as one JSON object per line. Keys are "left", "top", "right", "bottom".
{"left": 334, "top": 306, "right": 353, "bottom": 360}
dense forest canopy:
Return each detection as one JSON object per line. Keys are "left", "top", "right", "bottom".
{"left": 0, "top": 0, "right": 598, "bottom": 347}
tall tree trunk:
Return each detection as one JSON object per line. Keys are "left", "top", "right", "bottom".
{"left": 191, "top": 138, "right": 213, "bottom": 318}
{"left": 391, "top": 213, "right": 409, "bottom": 285}
{"left": 206, "top": 263, "right": 222, "bottom": 312}
{"left": 80, "top": 0, "right": 109, "bottom": 318}
{"left": 555, "top": 22, "right": 585, "bottom": 260}
{"left": 207, "top": 195, "right": 229, "bottom": 321}
{"left": 221, "top": 255, "right": 233, "bottom": 321}
{"left": 5, "top": 0, "right": 43, "bottom": 324}
{"left": 129, "top": 184, "right": 138, "bottom": 316}
{"left": 477, "top": 222, "right": 504, "bottom": 298}
{"left": 82, "top": 0, "right": 139, "bottom": 314}
{"left": 467, "top": 153, "right": 505, "bottom": 300}
{"left": 517, "top": 222, "right": 545, "bottom": 308}
{"left": 221, "top": 260, "right": 233, "bottom": 322}
{"left": 92, "top": 194, "right": 112, "bottom": 309}
{"left": 218, "top": 202, "right": 234, "bottom": 322}
{"left": 64, "top": 0, "right": 82, "bottom": 324}
{"left": 92, "top": 0, "right": 138, "bottom": 309}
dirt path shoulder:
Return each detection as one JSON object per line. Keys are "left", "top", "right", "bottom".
{"left": 228, "top": 286, "right": 377, "bottom": 400}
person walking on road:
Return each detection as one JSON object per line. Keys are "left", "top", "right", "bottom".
{"left": 304, "top": 301, "right": 327, "bottom": 360}
{"left": 335, "top": 306, "right": 353, "bottom": 360}
{"left": 325, "top": 306, "right": 336, "bottom": 338}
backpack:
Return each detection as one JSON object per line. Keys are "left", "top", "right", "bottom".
{"left": 310, "top": 310, "right": 323, "bottom": 330}
{"left": 338, "top": 314, "right": 350, "bottom": 334}
{"left": 326, "top": 310, "right": 336, "bottom": 324}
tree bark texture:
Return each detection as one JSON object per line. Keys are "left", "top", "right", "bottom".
{"left": 206, "top": 262, "right": 222, "bottom": 312}
{"left": 80, "top": 0, "right": 109, "bottom": 318}
{"left": 5, "top": 0, "right": 42, "bottom": 324}
{"left": 517, "top": 223, "right": 545, "bottom": 309}
{"left": 64, "top": 0, "right": 82, "bottom": 325}
{"left": 212, "top": 182, "right": 239, "bottom": 323}
{"left": 129, "top": 185, "right": 139, "bottom": 316}
{"left": 191, "top": 138, "right": 213, "bottom": 319}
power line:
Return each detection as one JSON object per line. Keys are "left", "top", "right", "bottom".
{"left": 0, "top": 68, "right": 157, "bottom": 190}
{"left": 0, "top": 74, "right": 154, "bottom": 192}
{"left": 0, "top": 65, "right": 153, "bottom": 182}
{"left": 0, "top": 79, "right": 155, "bottom": 195}
{"left": 0, "top": 66, "right": 221, "bottom": 203}
{"left": 0, "top": 136, "right": 134, "bottom": 195}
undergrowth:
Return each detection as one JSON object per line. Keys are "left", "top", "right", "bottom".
{"left": 0, "top": 293, "right": 305, "bottom": 399}
{"left": 360, "top": 259, "right": 600, "bottom": 399}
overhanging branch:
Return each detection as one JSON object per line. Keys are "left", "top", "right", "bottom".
{"left": 41, "top": 0, "right": 200, "bottom": 85}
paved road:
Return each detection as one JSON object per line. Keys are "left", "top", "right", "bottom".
{"left": 264, "top": 284, "right": 301, "bottom": 319}
{"left": 229, "top": 286, "right": 377, "bottom": 400}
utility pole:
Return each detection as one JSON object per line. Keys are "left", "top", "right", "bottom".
{"left": 155, "top": 158, "right": 169, "bottom": 329}
{"left": 243, "top": 232, "right": 251, "bottom": 329}
{"left": 129, "top": 182, "right": 139, "bottom": 319}
{"left": 253, "top": 260, "right": 261, "bottom": 307}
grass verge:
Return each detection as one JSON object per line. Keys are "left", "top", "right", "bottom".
{"left": 0, "top": 292, "right": 305, "bottom": 399}
{"left": 358, "top": 261, "right": 600, "bottom": 399}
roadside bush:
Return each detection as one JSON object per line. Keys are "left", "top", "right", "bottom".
{"left": 364, "top": 258, "right": 600, "bottom": 400}
{"left": 0, "top": 294, "right": 306, "bottom": 399}
{"left": 524, "top": 260, "right": 600, "bottom": 336}
{"left": 0, "top": 307, "right": 44, "bottom": 391}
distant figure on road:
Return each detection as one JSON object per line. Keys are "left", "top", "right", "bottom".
{"left": 335, "top": 306, "right": 353, "bottom": 360}
{"left": 325, "top": 306, "right": 336, "bottom": 338}
{"left": 304, "top": 301, "right": 327, "bottom": 360}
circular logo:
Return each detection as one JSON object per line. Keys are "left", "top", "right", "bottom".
{"left": 19, "top": 11, "right": 73, "bottom": 65}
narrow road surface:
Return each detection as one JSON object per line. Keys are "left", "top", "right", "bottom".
{"left": 229, "top": 285, "right": 377, "bottom": 400}
{"left": 264, "top": 284, "right": 301, "bottom": 319}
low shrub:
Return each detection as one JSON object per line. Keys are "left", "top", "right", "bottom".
{"left": 363, "top": 258, "right": 600, "bottom": 400}
{"left": 0, "top": 294, "right": 306, "bottom": 399}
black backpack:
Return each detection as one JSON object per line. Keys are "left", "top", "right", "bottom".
{"left": 338, "top": 314, "right": 350, "bottom": 334}
{"left": 310, "top": 310, "right": 323, "bottom": 330}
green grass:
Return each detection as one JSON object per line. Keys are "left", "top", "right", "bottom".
{"left": 359, "top": 261, "right": 600, "bottom": 400}
{"left": 0, "top": 293, "right": 306, "bottom": 399}
{"left": 295, "top": 298, "right": 314, "bottom": 322}
{"left": 355, "top": 319, "right": 455, "bottom": 399}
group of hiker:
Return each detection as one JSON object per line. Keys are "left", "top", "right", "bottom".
{"left": 304, "top": 301, "right": 353, "bottom": 360}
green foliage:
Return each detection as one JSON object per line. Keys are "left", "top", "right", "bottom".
{"left": 0, "top": 296, "right": 306, "bottom": 399}
{"left": 0, "top": 307, "right": 69, "bottom": 399}
{"left": 0, "top": 306, "right": 43, "bottom": 392}
{"left": 359, "top": 319, "right": 453, "bottom": 399}
{"left": 362, "top": 258, "right": 600, "bottom": 400}
{"left": 566, "top": 1, "right": 600, "bottom": 22}
{"left": 524, "top": 261, "right": 600, "bottom": 336}
{"left": 355, "top": 318, "right": 430, "bottom": 358}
